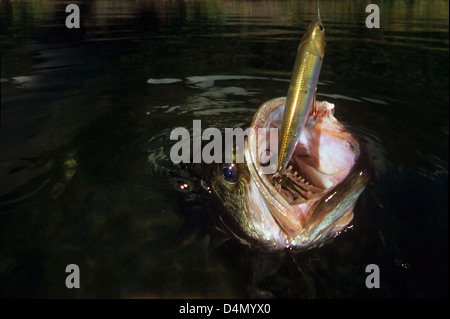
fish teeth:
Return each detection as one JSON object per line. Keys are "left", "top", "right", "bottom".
{"left": 273, "top": 166, "right": 325, "bottom": 203}
{"left": 292, "top": 184, "right": 311, "bottom": 199}
{"left": 275, "top": 183, "right": 281, "bottom": 192}
{"left": 284, "top": 186, "right": 298, "bottom": 204}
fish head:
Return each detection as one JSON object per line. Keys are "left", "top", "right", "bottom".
{"left": 200, "top": 97, "right": 372, "bottom": 250}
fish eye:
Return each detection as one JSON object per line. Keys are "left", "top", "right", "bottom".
{"left": 318, "top": 24, "right": 324, "bottom": 32}
{"left": 221, "top": 164, "right": 237, "bottom": 183}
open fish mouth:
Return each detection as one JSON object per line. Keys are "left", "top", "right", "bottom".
{"left": 244, "top": 97, "right": 372, "bottom": 249}
{"left": 271, "top": 100, "right": 355, "bottom": 204}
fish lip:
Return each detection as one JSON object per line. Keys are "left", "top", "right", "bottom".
{"left": 246, "top": 97, "right": 369, "bottom": 246}
{"left": 246, "top": 97, "right": 302, "bottom": 239}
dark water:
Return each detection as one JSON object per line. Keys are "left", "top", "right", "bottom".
{"left": 0, "top": 0, "right": 448, "bottom": 298}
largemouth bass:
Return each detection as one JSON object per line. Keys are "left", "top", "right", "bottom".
{"left": 191, "top": 97, "right": 372, "bottom": 250}
{"left": 186, "top": 18, "right": 372, "bottom": 250}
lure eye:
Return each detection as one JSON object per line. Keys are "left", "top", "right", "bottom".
{"left": 221, "top": 164, "right": 237, "bottom": 183}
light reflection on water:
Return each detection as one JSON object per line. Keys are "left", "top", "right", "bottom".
{"left": 0, "top": 0, "right": 448, "bottom": 298}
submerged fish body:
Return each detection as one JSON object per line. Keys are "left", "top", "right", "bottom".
{"left": 192, "top": 97, "right": 372, "bottom": 250}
